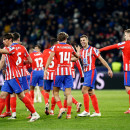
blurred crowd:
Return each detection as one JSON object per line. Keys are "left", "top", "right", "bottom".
{"left": 0, "top": 0, "right": 129, "bottom": 68}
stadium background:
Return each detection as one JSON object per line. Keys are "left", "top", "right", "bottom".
{"left": 0, "top": 0, "right": 129, "bottom": 89}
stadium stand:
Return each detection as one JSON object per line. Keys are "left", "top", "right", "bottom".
{"left": 0, "top": 0, "right": 129, "bottom": 68}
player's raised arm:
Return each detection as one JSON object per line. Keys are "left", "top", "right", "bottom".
{"left": 98, "top": 55, "right": 113, "bottom": 78}
{"left": 99, "top": 44, "right": 118, "bottom": 52}
{"left": 0, "top": 48, "right": 9, "bottom": 54}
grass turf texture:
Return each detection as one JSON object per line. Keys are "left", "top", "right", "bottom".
{"left": 0, "top": 90, "right": 130, "bottom": 130}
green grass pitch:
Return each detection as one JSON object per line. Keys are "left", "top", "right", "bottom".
{"left": 0, "top": 90, "right": 130, "bottom": 130}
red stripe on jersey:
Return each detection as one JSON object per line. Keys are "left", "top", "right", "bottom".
{"left": 125, "top": 71, "right": 127, "bottom": 84}
{"left": 91, "top": 69, "right": 95, "bottom": 85}
{"left": 23, "top": 66, "right": 30, "bottom": 76}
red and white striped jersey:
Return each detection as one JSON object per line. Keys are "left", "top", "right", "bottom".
{"left": 23, "top": 65, "right": 30, "bottom": 76}
{"left": 12, "top": 43, "right": 30, "bottom": 76}
{"left": 80, "top": 46, "right": 100, "bottom": 72}
{"left": 30, "top": 51, "right": 43, "bottom": 71}
{"left": 51, "top": 43, "right": 76, "bottom": 75}
{"left": 100, "top": 40, "right": 130, "bottom": 71}
{"left": 43, "top": 48, "right": 57, "bottom": 80}
{"left": 71, "top": 60, "right": 84, "bottom": 78}
{"left": 4, "top": 45, "right": 21, "bottom": 80}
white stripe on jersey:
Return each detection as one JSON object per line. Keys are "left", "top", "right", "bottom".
{"left": 69, "top": 67, "right": 71, "bottom": 75}
{"left": 61, "top": 67, "right": 63, "bottom": 75}
{"left": 51, "top": 72, "right": 53, "bottom": 80}
{"left": 120, "top": 47, "right": 124, "bottom": 49}
{"left": 47, "top": 72, "right": 49, "bottom": 80}
{"left": 57, "top": 67, "right": 59, "bottom": 75}
{"left": 7, "top": 56, "right": 12, "bottom": 80}
{"left": 65, "top": 67, "right": 68, "bottom": 75}
{"left": 85, "top": 49, "right": 88, "bottom": 71}
{"left": 5, "top": 69, "right": 8, "bottom": 80}
{"left": 125, "top": 64, "right": 128, "bottom": 71}
{"left": 89, "top": 47, "right": 92, "bottom": 70}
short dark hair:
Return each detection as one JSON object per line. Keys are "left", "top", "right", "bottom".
{"left": 80, "top": 35, "right": 88, "bottom": 40}
{"left": 50, "top": 38, "right": 57, "bottom": 45}
{"left": 35, "top": 44, "right": 41, "bottom": 50}
{"left": 57, "top": 32, "right": 69, "bottom": 42}
{"left": 124, "top": 29, "right": 130, "bottom": 34}
{"left": 13, "top": 32, "right": 20, "bottom": 41}
{"left": 3, "top": 33, "right": 13, "bottom": 42}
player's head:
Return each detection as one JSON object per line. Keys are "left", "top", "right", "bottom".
{"left": 124, "top": 29, "right": 130, "bottom": 41}
{"left": 80, "top": 35, "right": 88, "bottom": 48}
{"left": 57, "top": 32, "right": 69, "bottom": 42}
{"left": 50, "top": 38, "right": 58, "bottom": 46}
{"left": 34, "top": 45, "right": 41, "bottom": 52}
{"left": 29, "top": 48, "right": 34, "bottom": 53}
{"left": 13, "top": 32, "right": 20, "bottom": 42}
{"left": 3, "top": 33, "right": 13, "bottom": 47}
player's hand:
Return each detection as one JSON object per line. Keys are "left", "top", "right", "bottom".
{"left": 44, "top": 70, "right": 48, "bottom": 78}
{"left": 75, "top": 45, "right": 80, "bottom": 52}
{"left": 108, "top": 69, "right": 113, "bottom": 78}
{"left": 2, "top": 69, "right": 6, "bottom": 75}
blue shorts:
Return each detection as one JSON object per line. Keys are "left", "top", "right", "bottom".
{"left": 124, "top": 71, "right": 130, "bottom": 86}
{"left": 62, "top": 78, "right": 74, "bottom": 91}
{"left": 30, "top": 70, "right": 44, "bottom": 87}
{"left": 54, "top": 75, "right": 73, "bottom": 89}
{"left": 44, "top": 80, "right": 53, "bottom": 90}
{"left": 22, "top": 76, "right": 30, "bottom": 90}
{"left": 1, "top": 77, "right": 23, "bottom": 94}
{"left": 27, "top": 75, "right": 30, "bottom": 86}
{"left": 83, "top": 69, "right": 97, "bottom": 89}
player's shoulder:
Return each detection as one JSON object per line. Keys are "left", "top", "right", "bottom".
{"left": 117, "top": 41, "right": 126, "bottom": 46}
{"left": 43, "top": 48, "right": 50, "bottom": 53}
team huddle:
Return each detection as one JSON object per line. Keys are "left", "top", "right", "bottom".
{"left": 0, "top": 29, "right": 130, "bottom": 122}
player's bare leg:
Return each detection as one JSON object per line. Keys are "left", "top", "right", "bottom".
{"left": 124, "top": 86, "right": 130, "bottom": 114}
{"left": 64, "top": 92, "right": 82, "bottom": 113}
{"left": 53, "top": 87, "right": 65, "bottom": 119}
{"left": 36, "top": 86, "right": 42, "bottom": 102}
